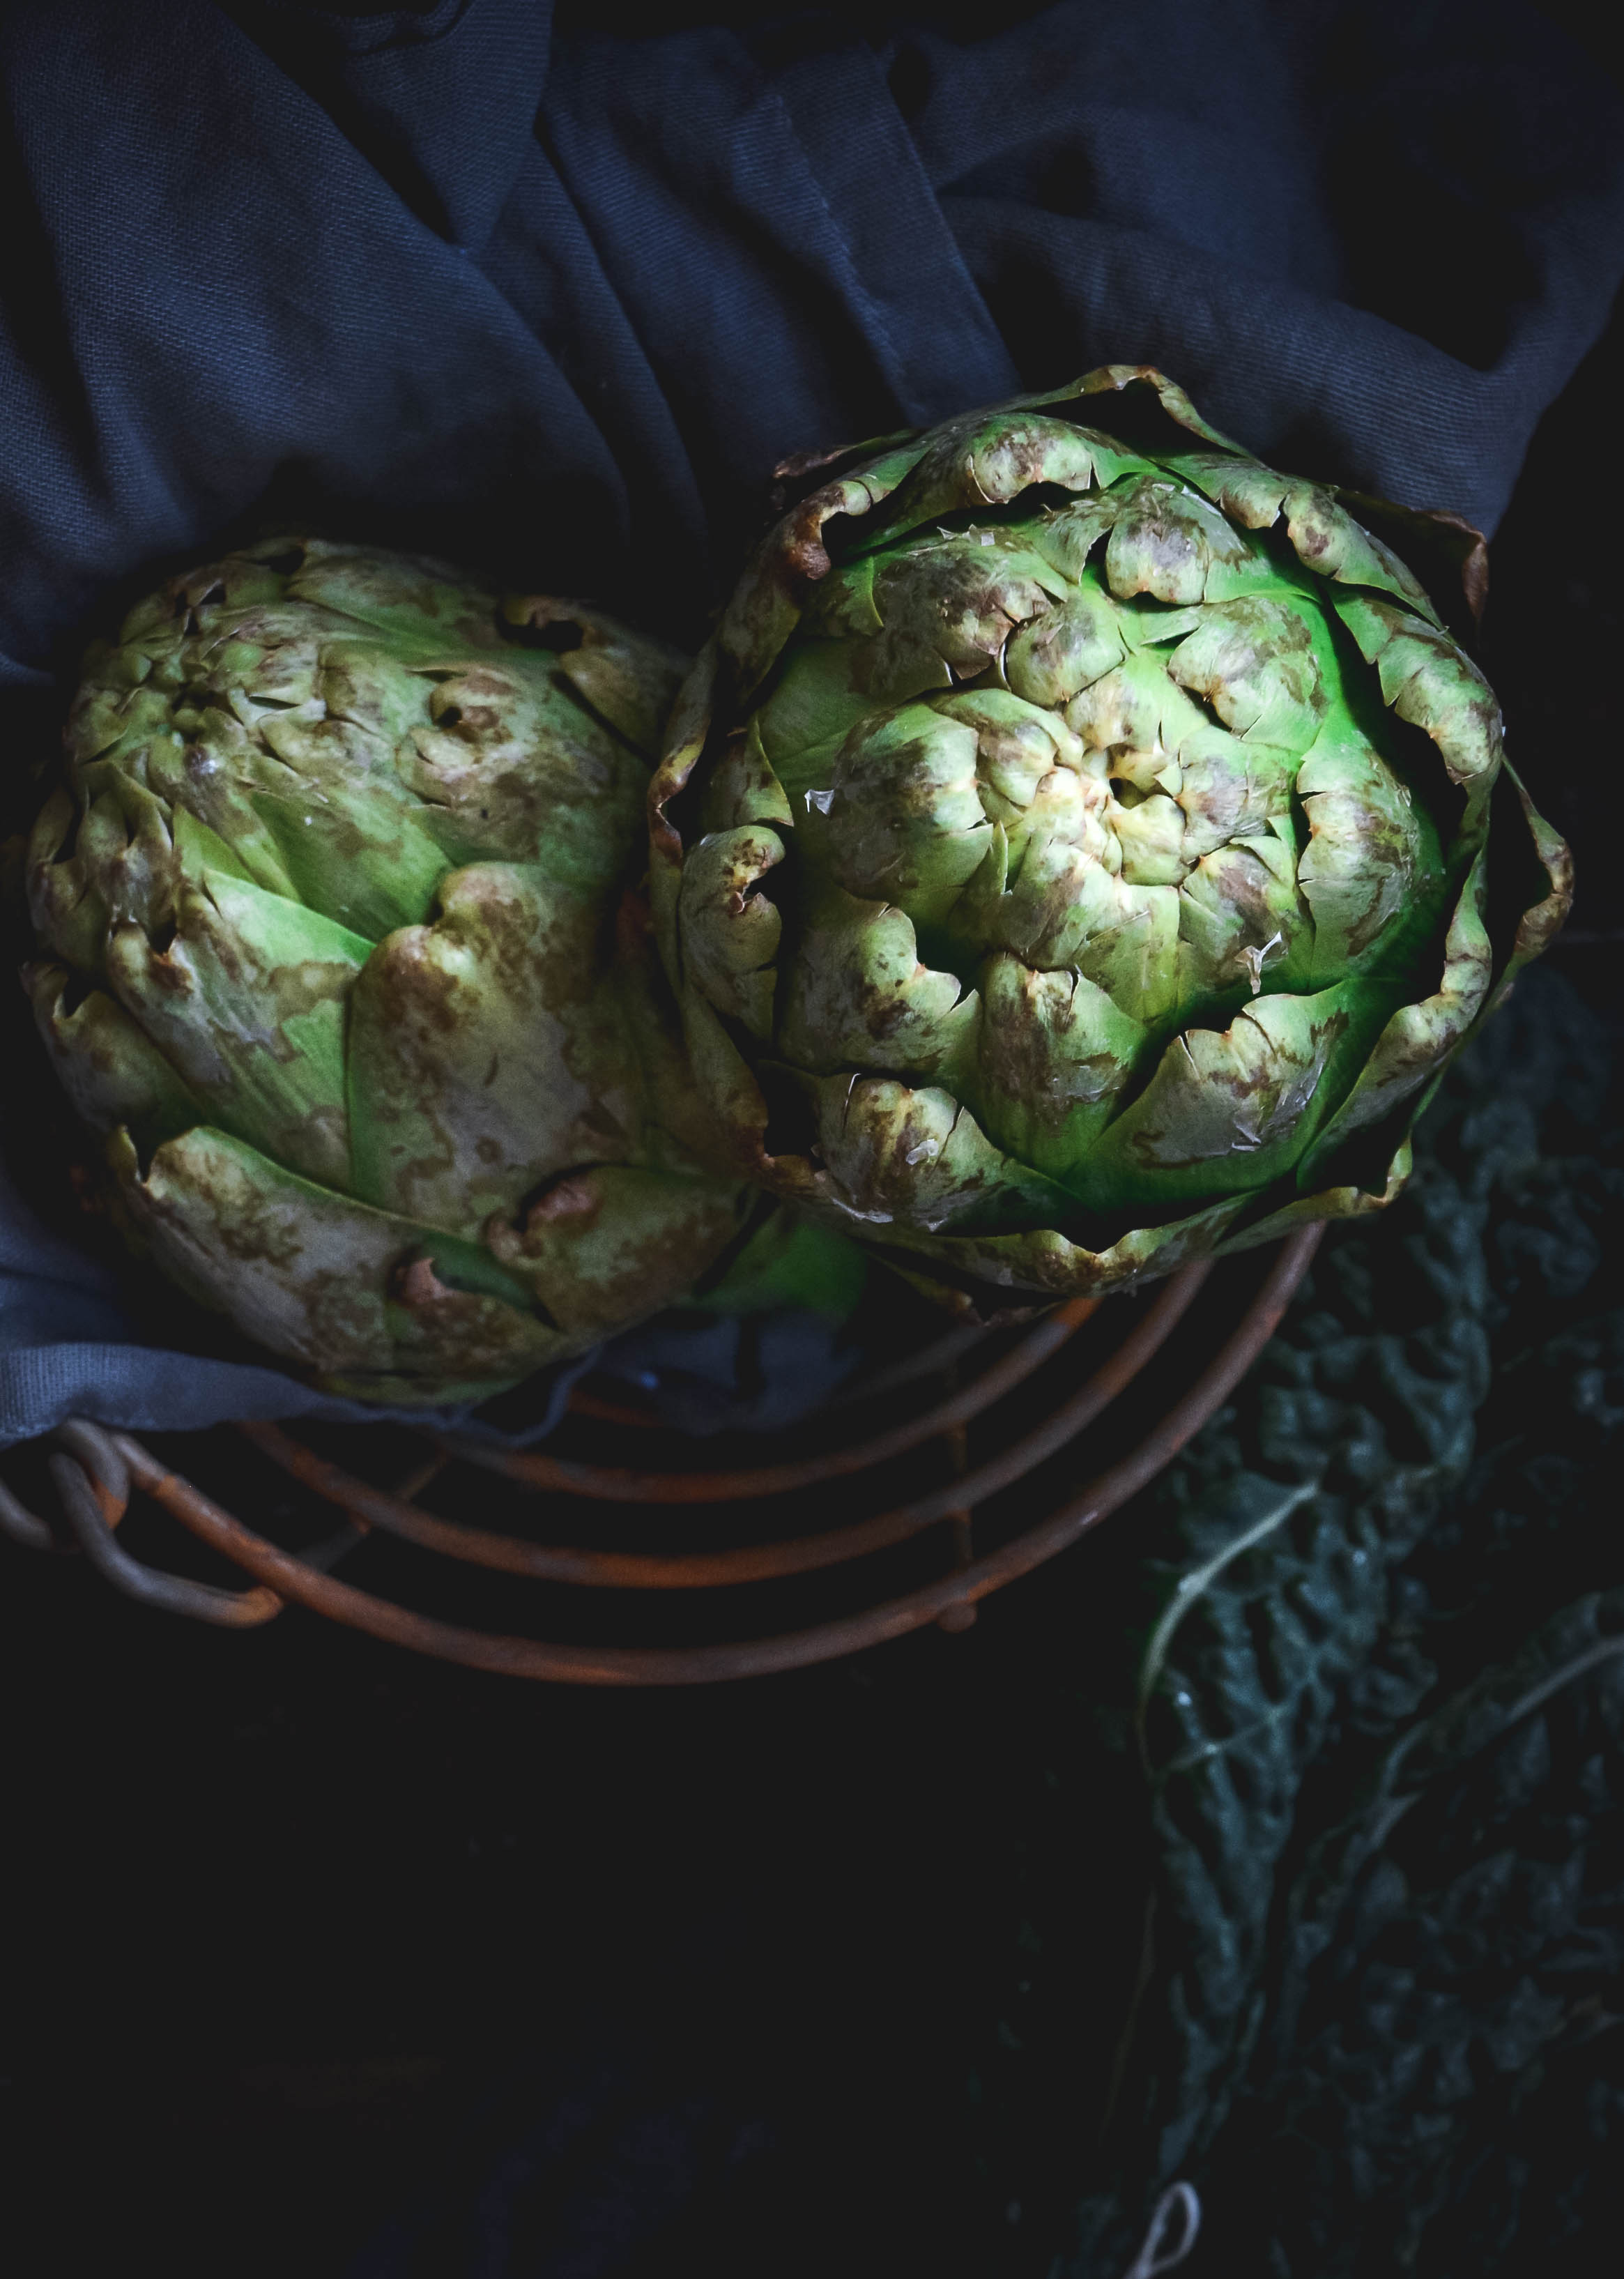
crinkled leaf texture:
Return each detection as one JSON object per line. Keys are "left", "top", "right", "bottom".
{"left": 654, "top": 369, "right": 1572, "bottom": 1311}
{"left": 982, "top": 966, "right": 1624, "bottom": 2277}
{"left": 22, "top": 538, "right": 751, "bottom": 1402}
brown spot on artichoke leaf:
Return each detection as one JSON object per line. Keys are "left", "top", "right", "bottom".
{"left": 1295, "top": 734, "right": 1425, "bottom": 970}
{"left": 675, "top": 825, "right": 783, "bottom": 1035}
{"left": 1489, "top": 763, "right": 1573, "bottom": 992}
{"left": 1103, "top": 479, "right": 1246, "bottom": 606}
{"left": 1300, "top": 851, "right": 1494, "bottom": 1178}
{"left": 523, "top": 1172, "right": 604, "bottom": 1229}
{"left": 438, "top": 662, "right": 510, "bottom": 699}
{"left": 282, "top": 544, "right": 507, "bottom": 651}
{"left": 346, "top": 866, "right": 638, "bottom": 1231}
{"left": 501, "top": 597, "right": 687, "bottom": 759}
{"left": 871, "top": 1189, "right": 1250, "bottom": 1302}
{"left": 847, "top": 414, "right": 1146, "bottom": 565}
{"left": 979, "top": 973, "right": 1133, "bottom": 1127}
{"left": 848, "top": 627, "right": 956, "bottom": 703}
{"left": 933, "top": 691, "right": 1086, "bottom": 823}
{"left": 809, "top": 1074, "right": 1068, "bottom": 1236}
{"left": 870, "top": 537, "right": 1066, "bottom": 677}
{"left": 1333, "top": 596, "right": 1503, "bottom": 788}
{"left": 1063, "top": 652, "right": 1174, "bottom": 756}
{"left": 402, "top": 687, "right": 644, "bottom": 887}
{"left": 176, "top": 604, "right": 330, "bottom": 711}
{"left": 112, "top": 556, "right": 261, "bottom": 650}
{"left": 484, "top": 1164, "right": 745, "bottom": 1336}
{"left": 1165, "top": 727, "right": 1294, "bottom": 860}
{"left": 95, "top": 876, "right": 364, "bottom": 1187}
{"left": 881, "top": 414, "right": 1093, "bottom": 526}
{"left": 779, "top": 888, "right": 974, "bottom": 1078}
{"left": 966, "top": 956, "right": 1148, "bottom": 1184}
{"left": 67, "top": 779, "right": 183, "bottom": 945}
{"left": 1165, "top": 599, "right": 1325, "bottom": 749}
{"left": 813, "top": 710, "right": 990, "bottom": 931}
{"left": 25, "top": 788, "right": 111, "bottom": 970}
{"left": 392, "top": 1252, "right": 455, "bottom": 1309}
{"left": 254, "top": 708, "right": 387, "bottom": 795}
{"left": 721, "top": 468, "right": 910, "bottom": 697}
{"left": 1327, "top": 491, "right": 1483, "bottom": 637}
{"left": 130, "top": 1131, "right": 308, "bottom": 1273}
{"left": 63, "top": 669, "right": 171, "bottom": 768}
{"left": 24, "top": 964, "right": 201, "bottom": 1151}
{"left": 1128, "top": 1000, "right": 1348, "bottom": 1169}
{"left": 1175, "top": 839, "right": 1310, "bottom": 1000}
{"left": 383, "top": 1253, "right": 565, "bottom": 1374}
{"left": 1004, "top": 587, "right": 1128, "bottom": 708}
{"left": 1109, "top": 789, "right": 1189, "bottom": 885}
{"left": 111, "top": 1123, "right": 556, "bottom": 1390}
{"left": 963, "top": 413, "right": 1105, "bottom": 501}
{"left": 698, "top": 727, "right": 795, "bottom": 835}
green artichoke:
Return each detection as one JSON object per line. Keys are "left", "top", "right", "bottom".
{"left": 24, "top": 538, "right": 753, "bottom": 1403}
{"left": 652, "top": 367, "right": 1572, "bottom": 1304}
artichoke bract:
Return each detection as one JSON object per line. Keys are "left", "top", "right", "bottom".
{"left": 24, "top": 538, "right": 751, "bottom": 1403}
{"left": 652, "top": 367, "right": 1572, "bottom": 1304}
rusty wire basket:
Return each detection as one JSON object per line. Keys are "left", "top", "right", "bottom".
{"left": 0, "top": 1226, "right": 1321, "bottom": 1685}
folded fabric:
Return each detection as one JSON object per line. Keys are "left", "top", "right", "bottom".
{"left": 3, "top": 0, "right": 1622, "bottom": 1446}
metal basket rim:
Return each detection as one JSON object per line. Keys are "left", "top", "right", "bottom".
{"left": 22, "top": 1227, "right": 1321, "bottom": 1684}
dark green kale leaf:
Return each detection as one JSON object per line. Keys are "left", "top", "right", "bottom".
{"left": 1034, "top": 966, "right": 1624, "bottom": 2277}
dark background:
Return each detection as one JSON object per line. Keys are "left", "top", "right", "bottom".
{"left": 3, "top": 4, "right": 1623, "bottom": 2275}
{"left": 1, "top": 284, "right": 1621, "bottom": 2275}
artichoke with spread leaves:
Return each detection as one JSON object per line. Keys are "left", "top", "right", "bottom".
{"left": 652, "top": 367, "right": 1572, "bottom": 1306}
{"left": 24, "top": 538, "right": 754, "bottom": 1403}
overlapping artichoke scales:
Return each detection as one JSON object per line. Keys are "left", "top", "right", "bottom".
{"left": 655, "top": 368, "right": 1571, "bottom": 1298}
{"left": 26, "top": 539, "right": 746, "bottom": 1401}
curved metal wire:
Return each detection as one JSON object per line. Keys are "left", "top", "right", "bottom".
{"left": 437, "top": 1293, "right": 1101, "bottom": 1504}
{"left": 0, "top": 1416, "right": 284, "bottom": 1626}
{"left": 0, "top": 1228, "right": 1322, "bottom": 1683}
{"left": 240, "top": 1265, "right": 1204, "bottom": 1589}
{"left": 51, "top": 1447, "right": 284, "bottom": 1628}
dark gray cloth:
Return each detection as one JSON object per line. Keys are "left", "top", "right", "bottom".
{"left": 3, "top": 0, "right": 1623, "bottom": 1451}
